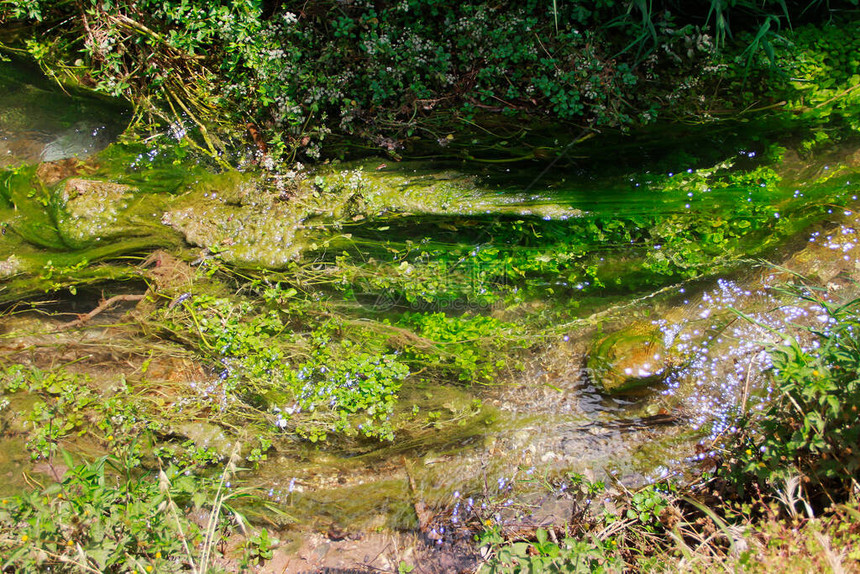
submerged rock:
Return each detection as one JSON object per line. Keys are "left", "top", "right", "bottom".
{"left": 0, "top": 130, "right": 50, "bottom": 167}
{"left": 56, "top": 177, "right": 138, "bottom": 248}
{"left": 586, "top": 322, "right": 678, "bottom": 394}
{"left": 0, "top": 121, "right": 120, "bottom": 168}
{"left": 161, "top": 195, "right": 307, "bottom": 268}
{"left": 172, "top": 421, "right": 240, "bottom": 461}
{"left": 36, "top": 158, "right": 85, "bottom": 185}
{"left": 40, "top": 121, "right": 117, "bottom": 162}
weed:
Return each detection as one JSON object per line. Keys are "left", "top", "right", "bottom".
{"left": 0, "top": 451, "right": 238, "bottom": 573}
{"left": 727, "top": 289, "right": 860, "bottom": 502}
{"left": 156, "top": 293, "right": 411, "bottom": 441}
{"left": 4, "top": 1, "right": 852, "bottom": 162}
{"left": 243, "top": 528, "right": 276, "bottom": 566}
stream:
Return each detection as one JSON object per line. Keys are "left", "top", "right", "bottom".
{"left": 2, "top": 54, "right": 860, "bottom": 569}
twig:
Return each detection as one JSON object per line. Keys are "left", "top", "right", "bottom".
{"left": 814, "top": 83, "right": 860, "bottom": 110}
{"left": 55, "top": 294, "right": 145, "bottom": 331}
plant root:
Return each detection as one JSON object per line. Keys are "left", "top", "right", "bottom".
{"left": 55, "top": 294, "right": 145, "bottom": 331}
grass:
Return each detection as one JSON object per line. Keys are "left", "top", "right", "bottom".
{"left": 473, "top": 472, "right": 860, "bottom": 572}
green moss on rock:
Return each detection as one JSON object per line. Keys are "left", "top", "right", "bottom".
{"left": 587, "top": 323, "right": 679, "bottom": 394}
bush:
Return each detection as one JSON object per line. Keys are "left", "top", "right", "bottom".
{"left": 6, "top": 1, "right": 854, "bottom": 164}
{"left": 729, "top": 293, "right": 860, "bottom": 500}
{"left": 0, "top": 452, "right": 227, "bottom": 572}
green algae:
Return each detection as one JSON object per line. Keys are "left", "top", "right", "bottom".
{"left": 310, "top": 151, "right": 859, "bottom": 328}
{"left": 315, "top": 159, "right": 586, "bottom": 219}
{"left": 3, "top": 120, "right": 856, "bottom": 311}
{"left": 3, "top": 53, "right": 860, "bottom": 542}
{"left": 0, "top": 163, "right": 183, "bottom": 303}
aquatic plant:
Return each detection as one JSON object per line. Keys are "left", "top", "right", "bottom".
{"left": 397, "top": 311, "right": 519, "bottom": 383}
{"left": 1, "top": 365, "right": 146, "bottom": 462}
{"left": 154, "top": 291, "right": 413, "bottom": 441}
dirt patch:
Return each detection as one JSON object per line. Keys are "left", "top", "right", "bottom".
{"left": 213, "top": 529, "right": 477, "bottom": 574}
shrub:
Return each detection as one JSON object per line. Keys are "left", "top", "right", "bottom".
{"left": 0, "top": 452, "right": 231, "bottom": 572}
{"left": 729, "top": 293, "right": 860, "bottom": 500}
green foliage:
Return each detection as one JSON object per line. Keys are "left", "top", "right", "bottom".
{"left": 0, "top": 365, "right": 269, "bottom": 572}
{"left": 334, "top": 151, "right": 845, "bottom": 312}
{"left": 1, "top": 365, "right": 146, "bottom": 462}
{"left": 723, "top": 19, "right": 860, "bottom": 129}
{"left": 0, "top": 1, "right": 265, "bottom": 162}
{"left": 624, "top": 485, "right": 672, "bottom": 533}
{"left": 158, "top": 292, "right": 410, "bottom": 441}
{"left": 152, "top": 440, "right": 227, "bottom": 470}
{"left": 475, "top": 472, "right": 630, "bottom": 573}
{"left": 475, "top": 455, "right": 860, "bottom": 573}
{"left": 478, "top": 526, "right": 622, "bottom": 574}
{"left": 5, "top": 0, "right": 849, "bottom": 161}
{"left": 729, "top": 293, "right": 860, "bottom": 498}
{"left": 243, "top": 527, "right": 276, "bottom": 565}
{"left": 783, "top": 21, "right": 860, "bottom": 131}
{"left": 398, "top": 311, "right": 516, "bottom": 382}
{"left": 0, "top": 452, "right": 220, "bottom": 573}
{"left": 296, "top": 338, "right": 409, "bottom": 441}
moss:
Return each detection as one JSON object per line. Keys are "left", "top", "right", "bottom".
{"left": 587, "top": 323, "right": 678, "bottom": 394}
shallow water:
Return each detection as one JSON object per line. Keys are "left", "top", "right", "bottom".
{"left": 0, "top": 56, "right": 128, "bottom": 167}
{"left": 1, "top": 55, "right": 860, "bottom": 542}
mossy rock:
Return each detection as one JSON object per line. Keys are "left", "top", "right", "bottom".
{"left": 587, "top": 323, "right": 678, "bottom": 394}
{"left": 56, "top": 178, "right": 137, "bottom": 248}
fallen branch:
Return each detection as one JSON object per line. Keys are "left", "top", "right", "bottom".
{"left": 56, "top": 294, "right": 145, "bottom": 331}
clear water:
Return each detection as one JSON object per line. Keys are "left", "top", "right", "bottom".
{"left": 0, "top": 56, "right": 129, "bottom": 167}
{"left": 1, "top": 55, "right": 859, "bottom": 534}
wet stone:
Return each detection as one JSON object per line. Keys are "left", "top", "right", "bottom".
{"left": 586, "top": 322, "right": 678, "bottom": 394}
{"left": 36, "top": 158, "right": 85, "bottom": 186}
{"left": 40, "top": 121, "right": 116, "bottom": 163}
{"left": 172, "top": 421, "right": 239, "bottom": 460}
